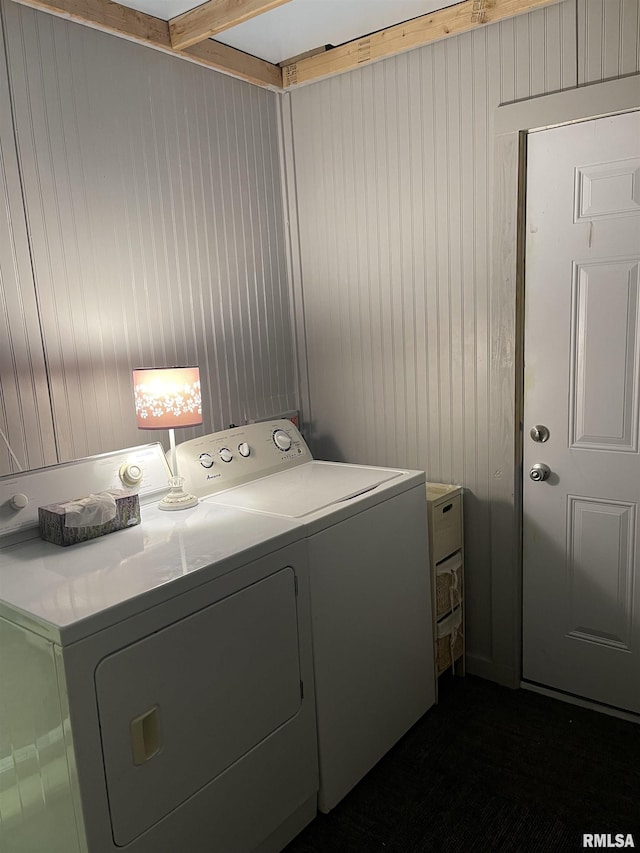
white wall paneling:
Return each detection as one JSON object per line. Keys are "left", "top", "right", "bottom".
{"left": 498, "top": 0, "right": 577, "bottom": 101}
{"left": 277, "top": 96, "right": 311, "bottom": 429}
{"left": 577, "top": 0, "right": 640, "bottom": 84}
{"left": 285, "top": 3, "right": 580, "bottom": 679}
{"left": 2, "top": 0, "right": 295, "bottom": 462}
{"left": 0, "top": 3, "right": 56, "bottom": 475}
{"left": 285, "top": 1, "right": 639, "bottom": 684}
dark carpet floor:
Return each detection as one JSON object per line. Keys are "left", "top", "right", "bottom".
{"left": 284, "top": 675, "right": 640, "bottom": 853}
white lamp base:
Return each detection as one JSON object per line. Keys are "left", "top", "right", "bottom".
{"left": 158, "top": 476, "right": 199, "bottom": 511}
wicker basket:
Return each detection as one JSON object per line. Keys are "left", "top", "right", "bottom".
{"left": 435, "top": 606, "right": 464, "bottom": 675}
{"left": 434, "top": 553, "right": 463, "bottom": 619}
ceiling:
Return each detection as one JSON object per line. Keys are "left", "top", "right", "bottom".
{"left": 119, "top": 0, "right": 460, "bottom": 66}
{"left": 11, "top": 0, "right": 561, "bottom": 89}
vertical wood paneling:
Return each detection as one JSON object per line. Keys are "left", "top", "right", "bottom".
{"left": 578, "top": 0, "right": 640, "bottom": 83}
{"left": 500, "top": 2, "right": 578, "bottom": 102}
{"left": 433, "top": 40, "right": 453, "bottom": 481}
{"left": 544, "top": 0, "right": 579, "bottom": 93}
{"left": 620, "top": 0, "right": 640, "bottom": 76}
{"left": 2, "top": 0, "right": 295, "bottom": 462}
{"left": 0, "top": 3, "right": 56, "bottom": 475}
{"left": 490, "top": 129, "right": 522, "bottom": 683}
{"left": 287, "top": 4, "right": 580, "bottom": 673}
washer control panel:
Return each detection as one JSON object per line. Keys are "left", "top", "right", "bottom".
{"left": 174, "top": 419, "right": 312, "bottom": 498}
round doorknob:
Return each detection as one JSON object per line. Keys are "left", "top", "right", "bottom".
{"left": 529, "top": 462, "right": 551, "bottom": 482}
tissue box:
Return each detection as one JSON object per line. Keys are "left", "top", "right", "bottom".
{"left": 39, "top": 490, "right": 141, "bottom": 547}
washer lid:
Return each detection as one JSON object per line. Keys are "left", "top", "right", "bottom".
{"left": 205, "top": 461, "right": 403, "bottom": 518}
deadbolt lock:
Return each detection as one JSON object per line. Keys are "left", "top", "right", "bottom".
{"left": 530, "top": 425, "right": 550, "bottom": 443}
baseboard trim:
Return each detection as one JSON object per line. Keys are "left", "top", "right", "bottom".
{"left": 521, "top": 681, "right": 640, "bottom": 724}
{"left": 465, "top": 654, "right": 519, "bottom": 688}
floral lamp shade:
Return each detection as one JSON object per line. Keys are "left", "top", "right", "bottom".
{"left": 133, "top": 367, "right": 202, "bottom": 430}
{"left": 132, "top": 366, "right": 203, "bottom": 511}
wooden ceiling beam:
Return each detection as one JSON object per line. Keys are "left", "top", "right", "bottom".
{"left": 282, "top": 0, "right": 563, "bottom": 88}
{"left": 169, "top": 0, "right": 293, "bottom": 51}
{"left": 10, "top": 0, "right": 283, "bottom": 89}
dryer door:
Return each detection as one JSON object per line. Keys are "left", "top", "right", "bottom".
{"left": 94, "top": 567, "right": 302, "bottom": 846}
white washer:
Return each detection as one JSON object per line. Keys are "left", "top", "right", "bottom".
{"left": 176, "top": 420, "right": 436, "bottom": 812}
{"left": 0, "top": 444, "right": 318, "bottom": 853}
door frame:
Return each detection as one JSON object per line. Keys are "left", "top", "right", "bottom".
{"left": 487, "top": 75, "right": 640, "bottom": 689}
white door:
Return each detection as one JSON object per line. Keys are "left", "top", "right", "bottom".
{"left": 522, "top": 111, "right": 640, "bottom": 714}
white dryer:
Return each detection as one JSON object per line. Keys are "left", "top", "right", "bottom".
{"left": 176, "top": 420, "right": 436, "bottom": 812}
{"left": 0, "top": 444, "right": 318, "bottom": 853}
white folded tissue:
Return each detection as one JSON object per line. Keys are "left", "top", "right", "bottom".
{"left": 63, "top": 491, "right": 118, "bottom": 528}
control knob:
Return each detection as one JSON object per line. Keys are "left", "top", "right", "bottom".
{"left": 219, "top": 447, "right": 233, "bottom": 463}
{"left": 238, "top": 442, "right": 251, "bottom": 458}
{"left": 10, "top": 493, "right": 28, "bottom": 510}
{"left": 199, "top": 453, "right": 214, "bottom": 469}
{"left": 273, "top": 429, "right": 292, "bottom": 452}
{"left": 119, "top": 463, "right": 143, "bottom": 487}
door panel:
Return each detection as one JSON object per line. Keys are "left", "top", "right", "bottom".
{"left": 566, "top": 496, "right": 635, "bottom": 650}
{"left": 523, "top": 111, "right": 640, "bottom": 715}
{"left": 570, "top": 259, "right": 639, "bottom": 450}
{"left": 574, "top": 158, "right": 640, "bottom": 221}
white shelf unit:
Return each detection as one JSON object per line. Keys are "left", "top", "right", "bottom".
{"left": 425, "top": 483, "right": 465, "bottom": 694}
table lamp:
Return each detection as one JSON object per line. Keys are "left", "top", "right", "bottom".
{"left": 133, "top": 366, "right": 202, "bottom": 511}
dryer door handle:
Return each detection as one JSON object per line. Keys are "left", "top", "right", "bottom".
{"left": 130, "top": 706, "right": 161, "bottom": 765}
